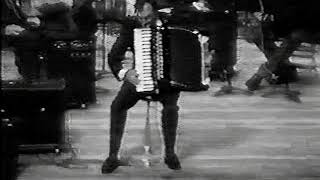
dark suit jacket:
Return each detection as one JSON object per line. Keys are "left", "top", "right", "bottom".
{"left": 108, "top": 18, "right": 140, "bottom": 81}
{"left": 236, "top": 0, "right": 320, "bottom": 36}
{"left": 1, "top": 0, "right": 27, "bottom": 27}
{"left": 1, "top": 0, "right": 28, "bottom": 47}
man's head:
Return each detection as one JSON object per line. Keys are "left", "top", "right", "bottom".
{"left": 135, "top": 0, "right": 158, "bottom": 27}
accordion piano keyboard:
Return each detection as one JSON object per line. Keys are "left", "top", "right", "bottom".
{"left": 134, "top": 28, "right": 156, "bottom": 93}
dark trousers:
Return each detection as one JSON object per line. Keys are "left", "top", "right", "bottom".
{"left": 252, "top": 21, "right": 301, "bottom": 72}
{"left": 8, "top": 30, "right": 44, "bottom": 80}
{"left": 252, "top": 24, "right": 310, "bottom": 79}
{"left": 265, "top": 30, "right": 319, "bottom": 73}
{"left": 252, "top": 21, "right": 278, "bottom": 61}
{"left": 207, "top": 17, "right": 237, "bottom": 72}
{"left": 245, "top": 22, "right": 317, "bottom": 88}
{"left": 109, "top": 81, "right": 180, "bottom": 157}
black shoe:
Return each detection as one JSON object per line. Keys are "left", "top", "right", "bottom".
{"left": 209, "top": 70, "right": 226, "bottom": 82}
{"left": 225, "top": 66, "right": 237, "bottom": 77}
{"left": 245, "top": 74, "right": 263, "bottom": 91}
{"left": 164, "top": 154, "right": 181, "bottom": 170}
{"left": 209, "top": 67, "right": 237, "bottom": 82}
{"left": 101, "top": 157, "right": 120, "bottom": 174}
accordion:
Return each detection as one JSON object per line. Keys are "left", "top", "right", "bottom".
{"left": 134, "top": 27, "right": 164, "bottom": 93}
{"left": 133, "top": 25, "right": 209, "bottom": 94}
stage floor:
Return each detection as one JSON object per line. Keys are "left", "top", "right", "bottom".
{"left": 3, "top": 40, "right": 320, "bottom": 180}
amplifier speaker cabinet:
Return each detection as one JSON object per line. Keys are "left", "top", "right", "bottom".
{"left": 1, "top": 117, "right": 19, "bottom": 180}
{"left": 1, "top": 79, "right": 66, "bottom": 153}
{"left": 47, "top": 39, "right": 96, "bottom": 107}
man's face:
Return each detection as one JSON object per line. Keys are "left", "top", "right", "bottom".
{"left": 137, "top": 3, "right": 155, "bottom": 27}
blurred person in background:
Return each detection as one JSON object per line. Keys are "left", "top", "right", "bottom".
{"left": 2, "top": 0, "right": 43, "bottom": 81}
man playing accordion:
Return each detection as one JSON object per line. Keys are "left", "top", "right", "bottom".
{"left": 102, "top": 0, "right": 182, "bottom": 173}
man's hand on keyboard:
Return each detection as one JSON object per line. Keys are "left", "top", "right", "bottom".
{"left": 4, "top": 24, "right": 25, "bottom": 36}
{"left": 124, "top": 69, "right": 140, "bottom": 86}
{"left": 27, "top": 17, "right": 41, "bottom": 27}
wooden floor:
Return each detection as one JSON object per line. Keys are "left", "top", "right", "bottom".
{"left": 3, "top": 40, "right": 320, "bottom": 179}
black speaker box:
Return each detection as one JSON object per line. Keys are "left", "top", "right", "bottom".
{"left": 1, "top": 79, "right": 66, "bottom": 153}
{"left": 1, "top": 117, "right": 19, "bottom": 180}
{"left": 46, "top": 39, "right": 96, "bottom": 106}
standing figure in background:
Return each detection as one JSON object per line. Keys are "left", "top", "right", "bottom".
{"left": 72, "top": 0, "right": 98, "bottom": 38}
{"left": 102, "top": 0, "right": 182, "bottom": 174}
{"left": 205, "top": 0, "right": 238, "bottom": 81}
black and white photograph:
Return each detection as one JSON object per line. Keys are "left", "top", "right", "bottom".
{"left": 1, "top": 0, "right": 320, "bottom": 179}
